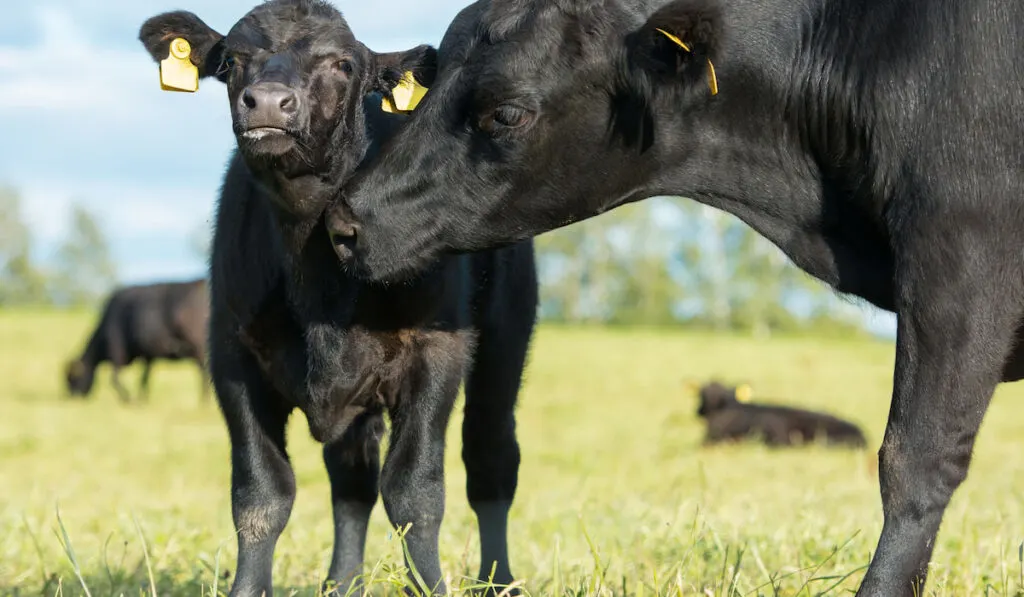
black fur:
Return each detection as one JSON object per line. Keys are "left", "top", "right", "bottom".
{"left": 64, "top": 279, "right": 209, "bottom": 402}
{"left": 139, "top": 2, "right": 536, "bottom": 596}
{"left": 696, "top": 382, "right": 867, "bottom": 448}
{"left": 338, "top": 0, "right": 1024, "bottom": 595}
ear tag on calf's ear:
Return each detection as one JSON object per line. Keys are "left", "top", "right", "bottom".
{"left": 160, "top": 38, "right": 199, "bottom": 93}
{"left": 654, "top": 28, "right": 718, "bottom": 96}
{"left": 735, "top": 384, "right": 753, "bottom": 403}
{"left": 381, "top": 71, "right": 428, "bottom": 113}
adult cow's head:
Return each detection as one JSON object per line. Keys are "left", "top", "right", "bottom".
{"left": 65, "top": 359, "right": 94, "bottom": 397}
{"left": 139, "top": 0, "right": 436, "bottom": 218}
{"left": 337, "top": 0, "right": 726, "bottom": 281}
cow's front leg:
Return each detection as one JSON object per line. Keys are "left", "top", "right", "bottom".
{"left": 856, "top": 220, "right": 1023, "bottom": 596}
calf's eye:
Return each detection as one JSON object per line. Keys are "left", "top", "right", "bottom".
{"left": 492, "top": 104, "right": 532, "bottom": 128}
{"left": 218, "top": 55, "right": 240, "bottom": 78}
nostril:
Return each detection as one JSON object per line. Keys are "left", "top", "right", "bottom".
{"left": 279, "top": 92, "right": 298, "bottom": 114}
{"left": 330, "top": 229, "right": 358, "bottom": 261}
{"left": 242, "top": 88, "right": 257, "bottom": 109}
{"left": 330, "top": 223, "right": 358, "bottom": 240}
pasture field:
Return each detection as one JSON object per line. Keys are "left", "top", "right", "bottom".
{"left": 1, "top": 309, "right": 1022, "bottom": 596}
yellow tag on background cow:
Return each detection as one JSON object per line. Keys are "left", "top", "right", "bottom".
{"left": 735, "top": 384, "right": 753, "bottom": 403}
{"left": 381, "top": 71, "right": 428, "bottom": 113}
{"left": 160, "top": 38, "right": 199, "bottom": 92}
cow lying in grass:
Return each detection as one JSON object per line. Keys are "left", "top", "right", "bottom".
{"left": 692, "top": 381, "right": 867, "bottom": 448}
{"left": 139, "top": 1, "right": 537, "bottom": 595}
{"left": 65, "top": 279, "right": 209, "bottom": 402}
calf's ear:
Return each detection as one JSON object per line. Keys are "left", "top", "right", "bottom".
{"left": 138, "top": 11, "right": 227, "bottom": 82}
{"left": 627, "top": 0, "right": 722, "bottom": 95}
{"left": 372, "top": 45, "right": 439, "bottom": 94}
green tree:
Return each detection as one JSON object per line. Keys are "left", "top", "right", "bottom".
{"left": 535, "top": 196, "right": 875, "bottom": 335}
{"left": 52, "top": 203, "right": 117, "bottom": 306}
{"left": 536, "top": 200, "right": 683, "bottom": 325}
{"left": 0, "top": 186, "right": 49, "bottom": 306}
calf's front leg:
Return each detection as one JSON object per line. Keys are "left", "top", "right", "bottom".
{"left": 213, "top": 341, "right": 296, "bottom": 597}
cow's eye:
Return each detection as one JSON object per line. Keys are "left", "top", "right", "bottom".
{"left": 332, "top": 60, "right": 354, "bottom": 75}
{"left": 492, "top": 104, "right": 532, "bottom": 128}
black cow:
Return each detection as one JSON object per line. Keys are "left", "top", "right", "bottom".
{"left": 139, "top": 2, "right": 536, "bottom": 596}
{"left": 65, "top": 279, "right": 209, "bottom": 402}
{"left": 695, "top": 381, "right": 867, "bottom": 448}
{"left": 333, "top": 0, "right": 1024, "bottom": 594}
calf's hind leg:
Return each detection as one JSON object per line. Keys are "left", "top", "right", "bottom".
{"left": 856, "top": 220, "right": 1024, "bottom": 597}
{"left": 322, "top": 410, "right": 384, "bottom": 595}
{"left": 462, "top": 320, "right": 533, "bottom": 588}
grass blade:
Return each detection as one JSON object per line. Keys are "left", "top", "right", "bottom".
{"left": 132, "top": 513, "right": 158, "bottom": 597}
{"left": 54, "top": 506, "right": 92, "bottom": 597}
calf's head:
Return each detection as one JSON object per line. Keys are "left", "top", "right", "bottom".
{"left": 139, "top": 0, "right": 435, "bottom": 217}
{"left": 695, "top": 381, "right": 750, "bottom": 416}
{"left": 339, "top": 0, "right": 723, "bottom": 280}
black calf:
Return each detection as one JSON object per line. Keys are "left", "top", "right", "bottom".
{"left": 139, "top": 2, "right": 536, "bottom": 595}
{"left": 695, "top": 381, "right": 867, "bottom": 448}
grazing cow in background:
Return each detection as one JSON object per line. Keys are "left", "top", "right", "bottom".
{"left": 693, "top": 381, "right": 867, "bottom": 448}
{"left": 65, "top": 278, "right": 209, "bottom": 402}
{"left": 332, "top": 0, "right": 1024, "bottom": 594}
{"left": 139, "top": 1, "right": 536, "bottom": 595}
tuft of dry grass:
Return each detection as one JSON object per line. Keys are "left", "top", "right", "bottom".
{"left": 1, "top": 309, "right": 1022, "bottom": 596}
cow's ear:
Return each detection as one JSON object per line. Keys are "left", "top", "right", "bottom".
{"left": 628, "top": 0, "right": 722, "bottom": 94}
{"left": 138, "top": 11, "right": 227, "bottom": 82}
{"left": 372, "top": 45, "right": 439, "bottom": 94}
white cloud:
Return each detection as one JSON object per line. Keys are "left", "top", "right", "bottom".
{"left": 19, "top": 181, "right": 216, "bottom": 244}
{"left": 0, "top": 7, "right": 225, "bottom": 116}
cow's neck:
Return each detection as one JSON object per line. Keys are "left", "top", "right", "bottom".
{"left": 639, "top": 0, "right": 886, "bottom": 221}
{"left": 78, "top": 325, "right": 106, "bottom": 368}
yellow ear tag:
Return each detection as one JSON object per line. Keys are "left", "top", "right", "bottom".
{"left": 654, "top": 28, "right": 718, "bottom": 96}
{"left": 683, "top": 380, "right": 699, "bottom": 395}
{"left": 381, "top": 71, "right": 428, "bottom": 113}
{"left": 735, "top": 384, "right": 753, "bottom": 403}
{"left": 160, "top": 38, "right": 199, "bottom": 93}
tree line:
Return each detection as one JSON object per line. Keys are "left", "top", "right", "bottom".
{"left": 1, "top": 183, "right": 877, "bottom": 336}
{"left": 0, "top": 185, "right": 117, "bottom": 306}
{"left": 534, "top": 197, "right": 874, "bottom": 336}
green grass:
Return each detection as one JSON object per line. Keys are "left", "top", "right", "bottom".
{"left": 1, "top": 309, "right": 1022, "bottom": 596}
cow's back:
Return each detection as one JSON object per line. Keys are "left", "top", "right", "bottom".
{"left": 113, "top": 282, "right": 205, "bottom": 360}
